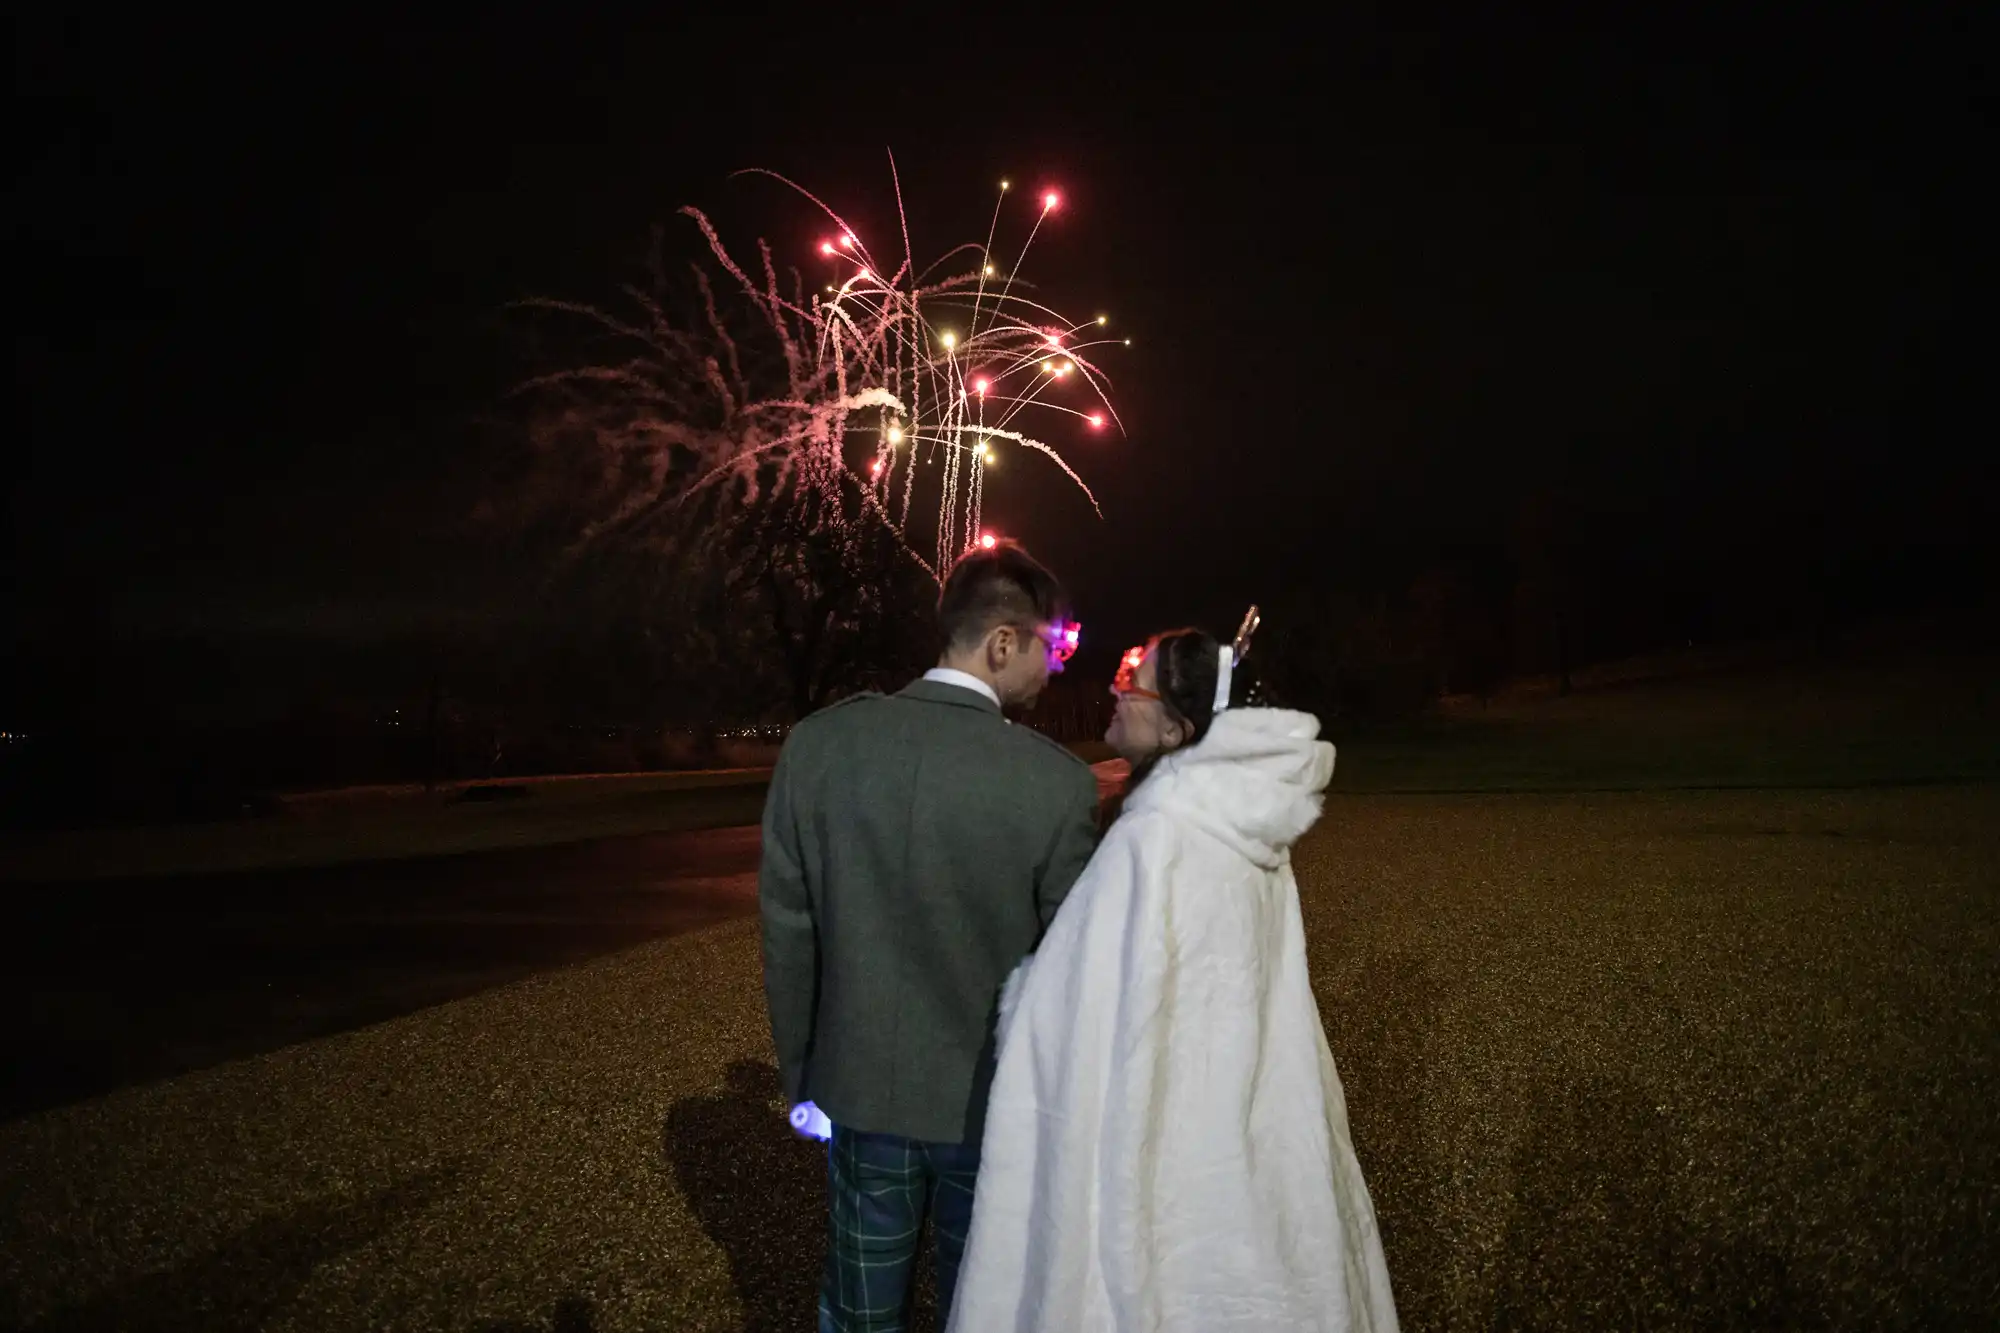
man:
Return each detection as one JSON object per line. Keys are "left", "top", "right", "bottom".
{"left": 759, "top": 540, "right": 1102, "bottom": 1332}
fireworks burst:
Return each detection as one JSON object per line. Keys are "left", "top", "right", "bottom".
{"left": 514, "top": 158, "right": 1124, "bottom": 581}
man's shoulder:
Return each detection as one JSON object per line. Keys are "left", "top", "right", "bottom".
{"left": 786, "top": 690, "right": 1084, "bottom": 771}
{"left": 1001, "top": 723, "right": 1093, "bottom": 777}
{"left": 782, "top": 691, "right": 886, "bottom": 749}
{"left": 813, "top": 690, "right": 888, "bottom": 720}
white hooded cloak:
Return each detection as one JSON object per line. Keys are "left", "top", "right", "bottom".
{"left": 948, "top": 708, "right": 1399, "bottom": 1333}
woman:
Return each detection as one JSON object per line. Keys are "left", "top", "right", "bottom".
{"left": 948, "top": 623, "right": 1399, "bottom": 1332}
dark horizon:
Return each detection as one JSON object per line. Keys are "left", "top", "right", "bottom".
{"left": 11, "top": 13, "right": 1993, "bottom": 757}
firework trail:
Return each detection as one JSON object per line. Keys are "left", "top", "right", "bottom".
{"left": 515, "top": 159, "right": 1126, "bottom": 581}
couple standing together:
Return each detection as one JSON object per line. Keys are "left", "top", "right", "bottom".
{"left": 759, "top": 541, "right": 1399, "bottom": 1332}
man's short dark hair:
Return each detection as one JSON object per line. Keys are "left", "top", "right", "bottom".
{"left": 937, "top": 541, "right": 1069, "bottom": 652}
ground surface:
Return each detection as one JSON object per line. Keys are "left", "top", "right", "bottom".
{"left": 8, "top": 654, "right": 1990, "bottom": 883}
{"left": 0, "top": 770, "right": 775, "bottom": 883}
{"left": 1, "top": 826, "right": 762, "bottom": 1121}
{"left": 4, "top": 782, "right": 1994, "bottom": 1331}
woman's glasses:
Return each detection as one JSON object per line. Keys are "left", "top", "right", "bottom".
{"left": 1112, "top": 646, "right": 1162, "bottom": 701}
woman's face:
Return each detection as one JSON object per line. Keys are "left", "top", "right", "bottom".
{"left": 1105, "top": 647, "right": 1191, "bottom": 765}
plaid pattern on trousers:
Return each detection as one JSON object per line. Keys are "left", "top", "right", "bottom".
{"left": 819, "top": 1124, "right": 981, "bottom": 1333}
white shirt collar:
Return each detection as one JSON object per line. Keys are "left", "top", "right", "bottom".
{"left": 922, "top": 667, "right": 1001, "bottom": 709}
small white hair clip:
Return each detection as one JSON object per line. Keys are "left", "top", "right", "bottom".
{"left": 1214, "top": 605, "right": 1262, "bottom": 713}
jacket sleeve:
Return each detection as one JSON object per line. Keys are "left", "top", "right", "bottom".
{"left": 758, "top": 740, "right": 817, "bottom": 1102}
{"left": 1033, "top": 762, "right": 1103, "bottom": 930}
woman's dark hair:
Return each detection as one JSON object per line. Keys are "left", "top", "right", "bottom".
{"left": 1147, "top": 627, "right": 1265, "bottom": 747}
{"left": 1102, "top": 626, "right": 1268, "bottom": 828}
{"left": 936, "top": 540, "right": 1069, "bottom": 651}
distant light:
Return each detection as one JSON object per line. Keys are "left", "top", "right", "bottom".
{"left": 999, "top": 179, "right": 1010, "bottom": 191}
{"left": 1041, "top": 360, "right": 1054, "bottom": 372}
{"left": 979, "top": 532, "right": 998, "bottom": 549}
{"left": 981, "top": 447, "right": 995, "bottom": 464}
{"left": 1046, "top": 332, "right": 1062, "bottom": 346}
{"left": 1123, "top": 338, "right": 1131, "bottom": 346}
{"left": 858, "top": 268, "right": 873, "bottom": 281}
{"left": 983, "top": 264, "right": 995, "bottom": 276}
{"left": 1088, "top": 413, "right": 1104, "bottom": 428}
{"left": 870, "top": 459, "right": 883, "bottom": 479}
{"left": 1096, "top": 315, "right": 1107, "bottom": 325}
{"left": 839, "top": 234, "right": 855, "bottom": 248}
{"left": 941, "top": 331, "right": 956, "bottom": 350}
{"left": 819, "top": 241, "right": 835, "bottom": 256}
{"left": 1042, "top": 191, "right": 1060, "bottom": 211}
{"left": 973, "top": 378, "right": 989, "bottom": 396}
{"left": 886, "top": 425, "right": 904, "bottom": 445}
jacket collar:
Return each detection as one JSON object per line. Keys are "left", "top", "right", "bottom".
{"left": 898, "top": 676, "right": 1005, "bottom": 716}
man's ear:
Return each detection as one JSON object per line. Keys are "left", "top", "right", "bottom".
{"left": 983, "top": 624, "right": 1013, "bottom": 673}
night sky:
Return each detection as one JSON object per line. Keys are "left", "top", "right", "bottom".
{"left": 12, "top": 13, "right": 1991, "bottom": 699}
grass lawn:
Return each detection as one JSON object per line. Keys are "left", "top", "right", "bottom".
{"left": 1335, "top": 653, "right": 1999, "bottom": 793}
{"left": 5, "top": 652, "right": 1991, "bottom": 882}
{"left": 0, "top": 770, "right": 775, "bottom": 883}
{"left": 7, "top": 782, "right": 1991, "bottom": 1329}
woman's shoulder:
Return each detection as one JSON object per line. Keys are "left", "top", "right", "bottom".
{"left": 1099, "top": 802, "right": 1185, "bottom": 858}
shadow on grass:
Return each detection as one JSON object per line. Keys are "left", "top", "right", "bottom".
{"left": 22, "top": 1163, "right": 464, "bottom": 1333}
{"left": 664, "top": 1062, "right": 825, "bottom": 1332}
{"left": 473, "top": 1293, "right": 600, "bottom": 1333}
{"left": 664, "top": 1061, "right": 946, "bottom": 1332}
{"left": 1490, "top": 1071, "right": 1829, "bottom": 1331}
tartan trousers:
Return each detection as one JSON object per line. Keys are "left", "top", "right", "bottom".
{"left": 819, "top": 1124, "right": 982, "bottom": 1333}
